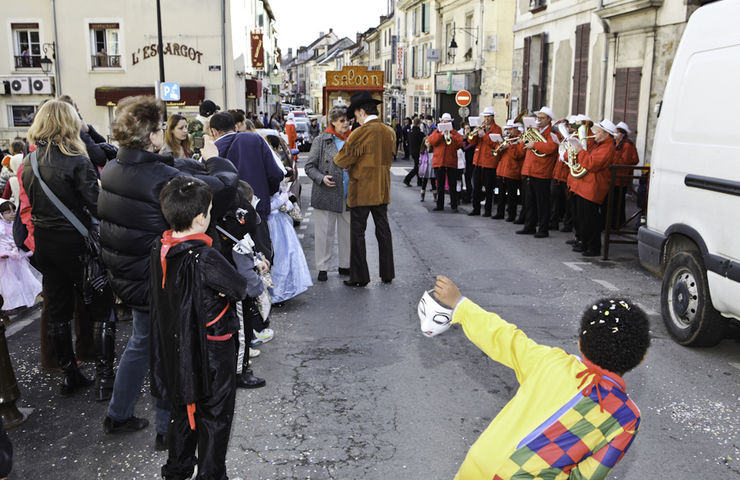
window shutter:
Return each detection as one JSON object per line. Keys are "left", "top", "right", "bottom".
{"left": 571, "top": 23, "right": 590, "bottom": 114}
{"left": 537, "top": 33, "right": 548, "bottom": 109}
{"left": 522, "top": 36, "right": 531, "bottom": 110}
{"left": 613, "top": 67, "right": 641, "bottom": 134}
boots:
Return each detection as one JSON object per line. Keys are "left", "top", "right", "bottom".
{"left": 420, "top": 189, "right": 425, "bottom": 202}
{"left": 237, "top": 368, "right": 266, "bottom": 389}
{"left": 93, "top": 316, "right": 116, "bottom": 402}
{"left": 432, "top": 190, "right": 438, "bottom": 203}
{"left": 50, "top": 321, "right": 93, "bottom": 396}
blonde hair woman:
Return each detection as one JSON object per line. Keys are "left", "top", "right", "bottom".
{"left": 161, "top": 113, "right": 192, "bottom": 158}
{"left": 22, "top": 100, "right": 115, "bottom": 399}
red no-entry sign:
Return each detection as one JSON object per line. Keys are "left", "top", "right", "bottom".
{"left": 455, "top": 90, "right": 472, "bottom": 107}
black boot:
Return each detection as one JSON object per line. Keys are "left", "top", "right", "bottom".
{"left": 237, "top": 368, "right": 266, "bottom": 389}
{"left": 93, "top": 317, "right": 116, "bottom": 402}
{"left": 51, "top": 321, "right": 93, "bottom": 396}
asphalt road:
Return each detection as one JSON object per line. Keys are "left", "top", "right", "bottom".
{"left": 3, "top": 154, "right": 739, "bottom": 479}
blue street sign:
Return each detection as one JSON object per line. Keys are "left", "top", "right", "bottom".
{"left": 161, "top": 82, "right": 180, "bottom": 101}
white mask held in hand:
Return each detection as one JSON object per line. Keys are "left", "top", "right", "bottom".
{"left": 418, "top": 290, "right": 453, "bottom": 337}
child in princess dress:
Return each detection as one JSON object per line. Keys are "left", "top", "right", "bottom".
{"left": 0, "top": 200, "right": 42, "bottom": 311}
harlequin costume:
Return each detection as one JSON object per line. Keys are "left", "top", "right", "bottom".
{"left": 452, "top": 298, "right": 640, "bottom": 480}
{"left": 150, "top": 230, "right": 248, "bottom": 479}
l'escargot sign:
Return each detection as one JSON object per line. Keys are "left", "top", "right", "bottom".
{"left": 131, "top": 42, "right": 204, "bottom": 65}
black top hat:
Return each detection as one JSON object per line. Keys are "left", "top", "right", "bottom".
{"left": 199, "top": 99, "right": 221, "bottom": 117}
{"left": 346, "top": 91, "right": 382, "bottom": 119}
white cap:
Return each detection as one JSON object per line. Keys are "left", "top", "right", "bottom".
{"left": 480, "top": 107, "right": 495, "bottom": 117}
{"left": 616, "top": 121, "right": 631, "bottom": 135}
{"left": 418, "top": 290, "right": 453, "bottom": 337}
{"left": 505, "top": 119, "right": 522, "bottom": 130}
{"left": 287, "top": 112, "right": 295, "bottom": 120}
{"left": 576, "top": 114, "right": 593, "bottom": 124}
{"left": 439, "top": 113, "right": 453, "bottom": 121}
{"left": 567, "top": 115, "right": 578, "bottom": 124}
{"left": 596, "top": 119, "right": 617, "bottom": 136}
{"left": 535, "top": 106, "right": 554, "bottom": 120}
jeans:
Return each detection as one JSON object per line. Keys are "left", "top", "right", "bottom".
{"left": 107, "top": 308, "right": 170, "bottom": 435}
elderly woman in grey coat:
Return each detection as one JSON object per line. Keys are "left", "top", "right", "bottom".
{"left": 304, "top": 106, "right": 351, "bottom": 281}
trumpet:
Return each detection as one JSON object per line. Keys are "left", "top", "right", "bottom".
{"left": 444, "top": 131, "right": 452, "bottom": 145}
{"left": 556, "top": 122, "right": 587, "bottom": 178}
{"left": 468, "top": 126, "right": 484, "bottom": 140}
{"left": 493, "top": 136, "right": 521, "bottom": 156}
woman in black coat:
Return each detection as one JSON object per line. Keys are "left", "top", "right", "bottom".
{"left": 403, "top": 118, "right": 426, "bottom": 187}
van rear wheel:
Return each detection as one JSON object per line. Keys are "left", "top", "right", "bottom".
{"left": 661, "top": 250, "right": 728, "bottom": 347}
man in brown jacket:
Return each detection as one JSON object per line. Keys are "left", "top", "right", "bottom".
{"left": 334, "top": 91, "right": 397, "bottom": 287}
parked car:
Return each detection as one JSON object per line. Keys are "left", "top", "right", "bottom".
{"left": 637, "top": 0, "right": 740, "bottom": 347}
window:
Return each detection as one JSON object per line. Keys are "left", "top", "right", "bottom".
{"left": 385, "top": 59, "right": 392, "bottom": 83}
{"left": 411, "top": 45, "right": 417, "bottom": 79}
{"left": 571, "top": 23, "right": 590, "bottom": 114}
{"left": 412, "top": 9, "right": 418, "bottom": 36}
{"left": 12, "top": 23, "right": 41, "bottom": 69}
{"left": 375, "top": 39, "right": 380, "bottom": 58}
{"left": 90, "top": 23, "right": 121, "bottom": 68}
{"left": 613, "top": 67, "right": 641, "bottom": 135}
{"left": 9, "top": 105, "right": 38, "bottom": 127}
{"left": 529, "top": 0, "right": 547, "bottom": 12}
{"left": 522, "top": 33, "right": 548, "bottom": 111}
{"left": 465, "top": 13, "right": 474, "bottom": 54}
{"left": 422, "top": 2, "right": 430, "bottom": 34}
{"left": 424, "top": 41, "right": 432, "bottom": 77}
{"left": 445, "top": 23, "right": 454, "bottom": 64}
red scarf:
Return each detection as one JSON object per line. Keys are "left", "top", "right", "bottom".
{"left": 326, "top": 125, "right": 349, "bottom": 141}
{"left": 575, "top": 357, "right": 626, "bottom": 412}
{"left": 159, "top": 230, "right": 213, "bottom": 288}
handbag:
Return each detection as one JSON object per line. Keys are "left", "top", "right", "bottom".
{"left": 29, "top": 151, "right": 108, "bottom": 303}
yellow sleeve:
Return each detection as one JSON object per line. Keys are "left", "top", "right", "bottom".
{"left": 453, "top": 298, "right": 554, "bottom": 384}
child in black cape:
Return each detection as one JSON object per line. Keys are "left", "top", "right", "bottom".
{"left": 150, "top": 175, "right": 247, "bottom": 479}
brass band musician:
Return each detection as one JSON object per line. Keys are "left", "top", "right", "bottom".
{"left": 467, "top": 107, "right": 503, "bottom": 217}
{"left": 494, "top": 120, "right": 525, "bottom": 222}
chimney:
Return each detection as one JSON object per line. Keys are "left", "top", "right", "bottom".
{"left": 319, "top": 31, "right": 325, "bottom": 38}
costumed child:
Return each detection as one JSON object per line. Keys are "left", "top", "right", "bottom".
{"left": 266, "top": 180, "right": 313, "bottom": 304}
{"left": 419, "top": 138, "right": 437, "bottom": 202}
{"left": 215, "top": 180, "right": 271, "bottom": 389}
{"left": 150, "top": 176, "right": 247, "bottom": 479}
{"left": 0, "top": 200, "right": 42, "bottom": 311}
{"left": 429, "top": 275, "right": 650, "bottom": 480}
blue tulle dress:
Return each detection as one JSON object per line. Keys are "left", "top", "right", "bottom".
{"left": 266, "top": 192, "right": 313, "bottom": 303}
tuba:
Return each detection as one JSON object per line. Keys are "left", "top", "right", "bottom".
{"left": 522, "top": 126, "right": 547, "bottom": 157}
{"left": 556, "top": 122, "right": 587, "bottom": 178}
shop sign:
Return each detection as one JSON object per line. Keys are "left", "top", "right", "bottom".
{"left": 251, "top": 33, "right": 264, "bottom": 69}
{"left": 131, "top": 42, "right": 203, "bottom": 65}
{"left": 326, "top": 66, "right": 383, "bottom": 89}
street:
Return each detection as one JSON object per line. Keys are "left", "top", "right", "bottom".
{"left": 4, "top": 154, "right": 739, "bottom": 480}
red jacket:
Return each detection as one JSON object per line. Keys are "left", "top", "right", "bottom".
{"left": 470, "top": 123, "right": 503, "bottom": 169}
{"left": 566, "top": 130, "right": 597, "bottom": 190}
{"left": 520, "top": 124, "right": 558, "bottom": 179}
{"left": 496, "top": 141, "right": 525, "bottom": 180}
{"left": 613, "top": 138, "right": 639, "bottom": 187}
{"left": 570, "top": 138, "right": 616, "bottom": 204}
{"left": 428, "top": 129, "right": 464, "bottom": 168}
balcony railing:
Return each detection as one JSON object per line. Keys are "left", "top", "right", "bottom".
{"left": 14, "top": 55, "right": 41, "bottom": 69}
{"left": 91, "top": 55, "right": 121, "bottom": 68}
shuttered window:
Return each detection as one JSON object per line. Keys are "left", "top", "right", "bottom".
{"left": 613, "top": 67, "right": 641, "bottom": 134}
{"left": 571, "top": 23, "right": 590, "bottom": 114}
{"left": 521, "top": 33, "right": 548, "bottom": 112}
{"left": 522, "top": 36, "right": 531, "bottom": 109}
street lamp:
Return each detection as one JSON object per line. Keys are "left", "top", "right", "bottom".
{"left": 448, "top": 36, "right": 458, "bottom": 61}
{"left": 447, "top": 28, "right": 478, "bottom": 61}
{"left": 40, "top": 42, "right": 56, "bottom": 74}
{"left": 272, "top": 63, "right": 279, "bottom": 75}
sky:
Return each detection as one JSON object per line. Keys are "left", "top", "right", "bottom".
{"left": 271, "top": 0, "right": 391, "bottom": 56}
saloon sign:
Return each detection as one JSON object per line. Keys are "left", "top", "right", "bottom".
{"left": 131, "top": 42, "right": 203, "bottom": 65}
{"left": 326, "top": 65, "right": 383, "bottom": 88}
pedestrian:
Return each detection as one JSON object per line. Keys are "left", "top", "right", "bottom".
{"left": 160, "top": 114, "right": 193, "bottom": 158}
{"left": 99, "top": 96, "right": 238, "bottom": 449}
{"left": 427, "top": 113, "right": 464, "bottom": 212}
{"left": 263, "top": 112, "right": 269, "bottom": 129}
{"left": 189, "top": 99, "right": 220, "bottom": 157}
{"left": 228, "top": 109, "right": 248, "bottom": 133}
{"left": 518, "top": 107, "right": 559, "bottom": 238}
{"left": 22, "top": 99, "right": 116, "bottom": 398}
{"left": 59, "top": 95, "right": 118, "bottom": 169}
{"left": 0, "top": 200, "right": 41, "bottom": 311}
{"left": 418, "top": 139, "right": 437, "bottom": 202}
{"left": 468, "top": 107, "right": 503, "bottom": 217}
{"left": 309, "top": 118, "right": 320, "bottom": 140}
{"left": 431, "top": 275, "right": 650, "bottom": 480}
{"left": 1, "top": 142, "right": 24, "bottom": 205}
{"left": 304, "top": 105, "right": 352, "bottom": 282}
{"left": 285, "top": 112, "right": 297, "bottom": 152}
{"left": 151, "top": 176, "right": 245, "bottom": 480}
{"left": 403, "top": 118, "right": 425, "bottom": 187}
{"left": 334, "top": 91, "right": 396, "bottom": 287}
{"left": 612, "top": 121, "right": 639, "bottom": 228}
{"left": 393, "top": 117, "right": 403, "bottom": 159}
{"left": 402, "top": 117, "right": 411, "bottom": 160}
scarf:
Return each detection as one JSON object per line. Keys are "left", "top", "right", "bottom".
{"left": 326, "top": 125, "right": 349, "bottom": 141}
{"left": 159, "top": 230, "right": 213, "bottom": 288}
{"left": 575, "top": 357, "right": 626, "bottom": 413}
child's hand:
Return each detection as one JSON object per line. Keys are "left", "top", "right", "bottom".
{"left": 434, "top": 275, "right": 462, "bottom": 308}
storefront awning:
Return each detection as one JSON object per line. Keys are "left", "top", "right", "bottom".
{"left": 94, "top": 86, "right": 205, "bottom": 106}
{"left": 246, "top": 79, "right": 262, "bottom": 99}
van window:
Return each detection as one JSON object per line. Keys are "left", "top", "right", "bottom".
{"left": 672, "top": 45, "right": 740, "bottom": 147}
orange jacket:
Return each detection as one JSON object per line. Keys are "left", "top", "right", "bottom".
{"left": 566, "top": 130, "right": 597, "bottom": 190}
{"left": 613, "top": 138, "right": 639, "bottom": 187}
{"left": 520, "top": 124, "right": 558, "bottom": 179}
{"left": 286, "top": 123, "right": 297, "bottom": 150}
{"left": 570, "top": 138, "right": 616, "bottom": 204}
{"left": 470, "top": 123, "right": 503, "bottom": 169}
{"left": 496, "top": 141, "right": 525, "bottom": 180}
{"left": 428, "top": 129, "right": 464, "bottom": 168}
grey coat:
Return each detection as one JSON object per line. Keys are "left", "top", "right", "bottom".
{"left": 304, "top": 132, "right": 346, "bottom": 213}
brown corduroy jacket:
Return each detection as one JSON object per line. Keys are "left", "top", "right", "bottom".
{"left": 333, "top": 118, "right": 396, "bottom": 208}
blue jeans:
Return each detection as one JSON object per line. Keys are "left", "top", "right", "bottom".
{"left": 107, "top": 309, "right": 170, "bottom": 435}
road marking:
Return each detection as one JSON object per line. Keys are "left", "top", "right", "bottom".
{"left": 297, "top": 233, "right": 305, "bottom": 239}
{"left": 6, "top": 317, "right": 35, "bottom": 338}
{"left": 563, "top": 262, "right": 590, "bottom": 272}
{"left": 304, "top": 211, "right": 312, "bottom": 217}
{"left": 591, "top": 279, "right": 619, "bottom": 291}
{"left": 299, "top": 225, "right": 308, "bottom": 230}
{"left": 298, "top": 167, "right": 305, "bottom": 177}
{"left": 390, "top": 167, "right": 411, "bottom": 177}
{"left": 729, "top": 362, "right": 740, "bottom": 371}
{"left": 307, "top": 206, "right": 314, "bottom": 211}
{"left": 636, "top": 302, "right": 659, "bottom": 316}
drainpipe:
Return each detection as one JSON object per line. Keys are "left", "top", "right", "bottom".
{"left": 597, "top": 0, "right": 610, "bottom": 120}
{"left": 221, "top": 0, "right": 228, "bottom": 108}
{"left": 51, "top": 0, "right": 61, "bottom": 95}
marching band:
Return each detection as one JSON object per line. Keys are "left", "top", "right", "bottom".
{"left": 426, "top": 105, "right": 638, "bottom": 257}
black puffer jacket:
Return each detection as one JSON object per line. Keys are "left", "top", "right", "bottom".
{"left": 98, "top": 147, "right": 238, "bottom": 310}
{"left": 21, "top": 141, "right": 99, "bottom": 232}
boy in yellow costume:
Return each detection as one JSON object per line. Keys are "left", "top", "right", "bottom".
{"left": 433, "top": 276, "right": 650, "bottom": 480}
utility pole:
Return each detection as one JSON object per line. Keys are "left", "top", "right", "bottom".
{"left": 156, "top": 0, "right": 166, "bottom": 116}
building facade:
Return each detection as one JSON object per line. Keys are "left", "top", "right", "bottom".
{"left": 0, "top": 0, "right": 280, "bottom": 145}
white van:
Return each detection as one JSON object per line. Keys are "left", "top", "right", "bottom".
{"left": 638, "top": 0, "right": 740, "bottom": 347}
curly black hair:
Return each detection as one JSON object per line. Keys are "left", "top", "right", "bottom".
{"left": 578, "top": 298, "right": 650, "bottom": 375}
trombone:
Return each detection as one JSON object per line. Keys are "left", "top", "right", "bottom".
{"left": 493, "top": 136, "right": 521, "bottom": 156}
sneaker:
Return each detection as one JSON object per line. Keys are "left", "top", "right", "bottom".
{"left": 249, "top": 347, "right": 261, "bottom": 358}
{"left": 251, "top": 328, "right": 274, "bottom": 347}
